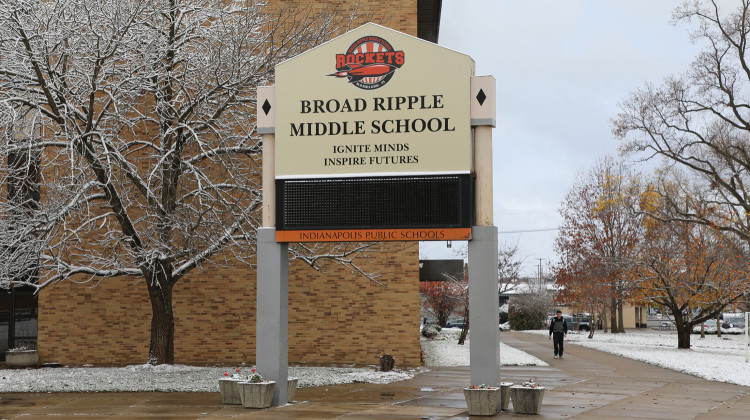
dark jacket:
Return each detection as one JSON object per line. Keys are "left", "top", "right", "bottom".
{"left": 548, "top": 316, "right": 568, "bottom": 335}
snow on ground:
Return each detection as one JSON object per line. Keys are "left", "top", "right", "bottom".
{"left": 524, "top": 329, "right": 750, "bottom": 386}
{"left": 0, "top": 328, "right": 554, "bottom": 393}
{"left": 692, "top": 326, "right": 744, "bottom": 335}
{"left": 422, "top": 327, "right": 548, "bottom": 367}
{"left": 0, "top": 364, "right": 419, "bottom": 393}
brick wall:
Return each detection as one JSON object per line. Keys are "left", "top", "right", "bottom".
{"left": 35, "top": 0, "right": 424, "bottom": 369}
{"left": 38, "top": 278, "right": 152, "bottom": 364}
{"left": 271, "top": 0, "right": 419, "bottom": 37}
{"left": 37, "top": 242, "right": 420, "bottom": 366}
{"left": 287, "top": 242, "right": 420, "bottom": 366}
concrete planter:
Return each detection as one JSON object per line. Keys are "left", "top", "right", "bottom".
{"left": 463, "top": 387, "right": 501, "bottom": 416}
{"left": 287, "top": 378, "right": 299, "bottom": 402}
{"left": 499, "top": 382, "right": 513, "bottom": 411}
{"left": 5, "top": 350, "right": 38, "bottom": 368}
{"left": 510, "top": 385, "right": 545, "bottom": 415}
{"left": 218, "top": 378, "right": 242, "bottom": 405}
{"left": 238, "top": 381, "right": 276, "bottom": 408}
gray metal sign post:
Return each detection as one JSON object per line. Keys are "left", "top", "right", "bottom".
{"left": 256, "top": 227, "right": 289, "bottom": 405}
{"left": 256, "top": 87, "right": 289, "bottom": 406}
{"left": 468, "top": 76, "right": 500, "bottom": 387}
{"left": 468, "top": 225, "right": 499, "bottom": 386}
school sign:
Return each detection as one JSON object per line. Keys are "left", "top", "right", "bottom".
{"left": 261, "top": 23, "right": 474, "bottom": 242}
{"left": 255, "top": 23, "right": 500, "bottom": 406}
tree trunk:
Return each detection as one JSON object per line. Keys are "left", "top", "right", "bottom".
{"left": 602, "top": 311, "right": 609, "bottom": 332}
{"left": 677, "top": 324, "right": 691, "bottom": 349}
{"left": 146, "top": 269, "right": 175, "bottom": 365}
{"left": 716, "top": 314, "right": 722, "bottom": 338}
{"left": 673, "top": 310, "right": 691, "bottom": 349}
{"left": 458, "top": 311, "right": 469, "bottom": 345}
{"left": 438, "top": 312, "right": 449, "bottom": 328}
{"left": 617, "top": 300, "right": 625, "bottom": 333}
{"left": 588, "top": 314, "right": 595, "bottom": 339}
{"left": 610, "top": 299, "right": 618, "bottom": 333}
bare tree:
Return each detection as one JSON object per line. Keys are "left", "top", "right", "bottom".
{"left": 498, "top": 241, "right": 523, "bottom": 294}
{"left": 613, "top": 0, "right": 750, "bottom": 317}
{"left": 451, "top": 274, "right": 470, "bottom": 345}
{"left": 614, "top": 0, "right": 750, "bottom": 248}
{"left": 0, "top": 0, "right": 377, "bottom": 364}
{"left": 508, "top": 277, "right": 554, "bottom": 330}
{"left": 442, "top": 242, "right": 523, "bottom": 342}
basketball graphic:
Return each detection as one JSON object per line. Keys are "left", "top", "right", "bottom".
{"left": 329, "top": 35, "right": 405, "bottom": 90}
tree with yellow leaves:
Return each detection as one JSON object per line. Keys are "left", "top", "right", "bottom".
{"left": 631, "top": 180, "right": 749, "bottom": 349}
{"left": 553, "top": 156, "right": 643, "bottom": 333}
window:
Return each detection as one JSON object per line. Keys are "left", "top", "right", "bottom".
{"left": 0, "top": 287, "right": 37, "bottom": 360}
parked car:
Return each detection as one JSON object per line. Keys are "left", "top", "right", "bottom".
{"left": 693, "top": 319, "right": 716, "bottom": 333}
{"left": 704, "top": 319, "right": 729, "bottom": 328}
{"left": 574, "top": 314, "right": 592, "bottom": 331}
{"left": 725, "top": 316, "right": 746, "bottom": 329}
{"left": 445, "top": 319, "right": 466, "bottom": 329}
{"left": 702, "top": 319, "right": 719, "bottom": 328}
{"left": 692, "top": 319, "right": 734, "bottom": 333}
{"left": 563, "top": 315, "right": 574, "bottom": 330}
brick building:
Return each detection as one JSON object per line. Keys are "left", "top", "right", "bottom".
{"left": 1, "top": 0, "right": 442, "bottom": 368}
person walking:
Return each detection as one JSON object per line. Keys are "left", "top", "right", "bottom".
{"left": 548, "top": 310, "right": 568, "bottom": 359}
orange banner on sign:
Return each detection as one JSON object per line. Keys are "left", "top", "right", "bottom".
{"left": 276, "top": 228, "right": 472, "bottom": 243}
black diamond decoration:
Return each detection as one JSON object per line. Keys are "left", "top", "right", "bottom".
{"left": 476, "top": 89, "right": 487, "bottom": 106}
{"left": 262, "top": 99, "right": 272, "bottom": 115}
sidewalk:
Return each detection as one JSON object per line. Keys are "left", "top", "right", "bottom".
{"left": 1, "top": 331, "right": 749, "bottom": 418}
{"left": 502, "top": 331, "right": 750, "bottom": 419}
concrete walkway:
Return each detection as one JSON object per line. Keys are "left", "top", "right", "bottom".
{"left": 502, "top": 332, "right": 750, "bottom": 419}
{"left": 1, "top": 331, "right": 749, "bottom": 419}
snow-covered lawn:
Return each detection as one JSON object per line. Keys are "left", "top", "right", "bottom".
{"left": 422, "top": 327, "right": 548, "bottom": 367}
{"left": 692, "top": 326, "right": 744, "bottom": 335}
{"left": 524, "top": 329, "right": 750, "bottom": 386}
{"left": 0, "top": 328, "right": 547, "bottom": 393}
{"left": 0, "top": 364, "right": 419, "bottom": 393}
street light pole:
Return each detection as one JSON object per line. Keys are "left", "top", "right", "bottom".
{"left": 745, "top": 311, "right": 749, "bottom": 363}
{"left": 537, "top": 258, "right": 545, "bottom": 284}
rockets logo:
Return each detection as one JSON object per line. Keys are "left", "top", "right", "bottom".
{"left": 329, "top": 36, "right": 405, "bottom": 90}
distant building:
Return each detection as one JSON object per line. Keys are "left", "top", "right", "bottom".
{"left": 419, "top": 259, "right": 464, "bottom": 282}
{"left": 499, "top": 276, "right": 558, "bottom": 306}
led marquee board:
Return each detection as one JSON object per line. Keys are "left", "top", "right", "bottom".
{"left": 274, "top": 23, "right": 475, "bottom": 242}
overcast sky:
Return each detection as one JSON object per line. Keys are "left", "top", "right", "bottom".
{"left": 420, "top": 0, "right": 708, "bottom": 277}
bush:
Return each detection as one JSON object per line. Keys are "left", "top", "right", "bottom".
{"left": 421, "top": 325, "right": 440, "bottom": 339}
{"left": 508, "top": 305, "right": 545, "bottom": 331}
{"left": 499, "top": 312, "right": 508, "bottom": 324}
{"left": 509, "top": 309, "right": 534, "bottom": 331}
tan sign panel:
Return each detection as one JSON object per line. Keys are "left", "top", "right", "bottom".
{"left": 275, "top": 23, "right": 474, "bottom": 178}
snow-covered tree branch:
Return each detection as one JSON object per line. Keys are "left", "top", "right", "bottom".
{"left": 0, "top": 0, "right": 373, "bottom": 364}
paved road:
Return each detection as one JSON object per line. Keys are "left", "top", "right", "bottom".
{"left": 1, "top": 331, "right": 749, "bottom": 418}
